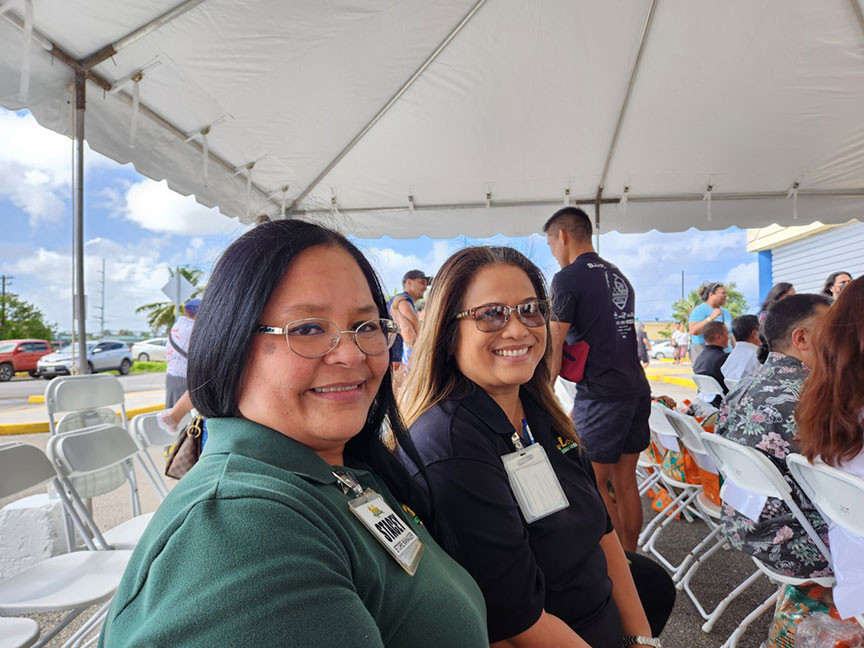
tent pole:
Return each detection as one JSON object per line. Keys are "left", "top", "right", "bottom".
{"left": 288, "top": 0, "right": 490, "bottom": 212}
{"left": 73, "top": 70, "right": 88, "bottom": 374}
{"left": 594, "top": 187, "right": 602, "bottom": 254}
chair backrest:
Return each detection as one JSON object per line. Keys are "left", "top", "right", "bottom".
{"left": 724, "top": 377, "right": 741, "bottom": 391}
{"left": 700, "top": 432, "right": 789, "bottom": 499}
{"left": 47, "top": 425, "right": 140, "bottom": 478}
{"left": 131, "top": 411, "right": 190, "bottom": 449}
{"left": 649, "top": 402, "right": 680, "bottom": 451}
{"left": 787, "top": 454, "right": 864, "bottom": 538}
{"left": 0, "top": 442, "right": 57, "bottom": 498}
{"left": 692, "top": 373, "right": 725, "bottom": 397}
{"left": 45, "top": 375, "right": 127, "bottom": 434}
{"left": 57, "top": 408, "right": 120, "bottom": 434}
{"left": 664, "top": 409, "right": 717, "bottom": 473}
{"left": 703, "top": 433, "right": 832, "bottom": 562}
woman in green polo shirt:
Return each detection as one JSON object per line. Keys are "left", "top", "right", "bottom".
{"left": 99, "top": 221, "right": 488, "bottom": 647}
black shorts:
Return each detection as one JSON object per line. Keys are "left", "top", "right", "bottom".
{"left": 571, "top": 395, "right": 651, "bottom": 464}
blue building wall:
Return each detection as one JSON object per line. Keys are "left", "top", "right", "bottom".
{"left": 758, "top": 250, "right": 772, "bottom": 307}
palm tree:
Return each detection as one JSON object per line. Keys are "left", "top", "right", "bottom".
{"left": 136, "top": 266, "right": 204, "bottom": 334}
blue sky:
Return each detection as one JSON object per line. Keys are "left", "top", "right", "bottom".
{"left": 0, "top": 108, "right": 759, "bottom": 335}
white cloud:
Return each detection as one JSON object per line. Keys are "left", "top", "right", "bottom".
{"left": 122, "top": 179, "right": 248, "bottom": 236}
{"left": 725, "top": 261, "right": 759, "bottom": 298}
{"left": 0, "top": 109, "right": 114, "bottom": 227}
{"left": 5, "top": 237, "right": 181, "bottom": 332}
{"left": 358, "top": 240, "right": 463, "bottom": 296}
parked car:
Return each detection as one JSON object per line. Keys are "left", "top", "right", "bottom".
{"left": 651, "top": 340, "right": 675, "bottom": 360}
{"left": 37, "top": 339, "right": 133, "bottom": 379}
{"left": 131, "top": 337, "right": 168, "bottom": 362}
{"left": 0, "top": 339, "right": 54, "bottom": 381}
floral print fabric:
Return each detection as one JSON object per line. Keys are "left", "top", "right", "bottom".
{"left": 716, "top": 352, "right": 831, "bottom": 579}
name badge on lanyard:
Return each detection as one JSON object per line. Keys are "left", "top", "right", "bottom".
{"left": 333, "top": 470, "right": 424, "bottom": 575}
{"left": 501, "top": 421, "right": 569, "bottom": 523}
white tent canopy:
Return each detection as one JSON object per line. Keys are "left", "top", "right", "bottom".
{"left": 2, "top": 0, "right": 864, "bottom": 238}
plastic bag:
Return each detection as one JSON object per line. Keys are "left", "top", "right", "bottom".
{"left": 795, "top": 613, "right": 864, "bottom": 647}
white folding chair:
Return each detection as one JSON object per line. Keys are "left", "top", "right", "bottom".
{"left": 128, "top": 411, "right": 191, "bottom": 500}
{"left": 700, "top": 433, "right": 834, "bottom": 648}
{"left": 637, "top": 404, "right": 702, "bottom": 557}
{"left": 44, "top": 375, "right": 141, "bottom": 551}
{"left": 787, "top": 454, "right": 864, "bottom": 626}
{"left": 723, "top": 377, "right": 741, "bottom": 391}
{"left": 0, "top": 617, "right": 40, "bottom": 648}
{"left": 662, "top": 410, "right": 764, "bottom": 633}
{"left": 691, "top": 373, "right": 725, "bottom": 403}
{"left": 47, "top": 425, "right": 155, "bottom": 552}
{"left": 0, "top": 442, "right": 132, "bottom": 648}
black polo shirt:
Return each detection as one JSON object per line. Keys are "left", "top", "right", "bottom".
{"left": 403, "top": 382, "right": 619, "bottom": 645}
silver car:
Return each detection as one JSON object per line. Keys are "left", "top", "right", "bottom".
{"left": 37, "top": 340, "right": 134, "bottom": 379}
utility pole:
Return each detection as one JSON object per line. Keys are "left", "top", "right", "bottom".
{"left": 681, "top": 270, "right": 685, "bottom": 301}
{"left": 96, "top": 258, "right": 106, "bottom": 335}
{"left": 1, "top": 275, "right": 13, "bottom": 328}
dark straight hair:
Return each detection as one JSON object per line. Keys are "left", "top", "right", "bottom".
{"left": 731, "top": 314, "right": 760, "bottom": 343}
{"left": 187, "top": 219, "right": 422, "bottom": 502}
{"left": 542, "top": 207, "right": 593, "bottom": 243}
{"left": 821, "top": 271, "right": 852, "bottom": 297}
{"left": 761, "top": 293, "right": 831, "bottom": 353}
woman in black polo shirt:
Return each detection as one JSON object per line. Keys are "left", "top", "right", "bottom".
{"left": 401, "top": 246, "right": 670, "bottom": 648}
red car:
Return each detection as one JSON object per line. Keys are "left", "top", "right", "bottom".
{"left": 0, "top": 339, "right": 54, "bottom": 381}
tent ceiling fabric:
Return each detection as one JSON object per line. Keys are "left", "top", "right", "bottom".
{"left": 2, "top": 0, "right": 863, "bottom": 238}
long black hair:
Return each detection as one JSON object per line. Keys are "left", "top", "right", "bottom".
{"left": 821, "top": 271, "right": 852, "bottom": 297}
{"left": 760, "top": 282, "right": 794, "bottom": 313}
{"left": 187, "top": 219, "right": 422, "bottom": 503}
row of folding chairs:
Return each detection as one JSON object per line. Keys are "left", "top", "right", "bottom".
{"left": 638, "top": 402, "right": 864, "bottom": 647}
{"left": 0, "top": 407, "right": 181, "bottom": 648}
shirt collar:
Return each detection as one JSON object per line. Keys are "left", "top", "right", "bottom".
{"left": 455, "top": 379, "right": 547, "bottom": 438}
{"left": 202, "top": 418, "right": 366, "bottom": 484}
{"left": 765, "top": 351, "right": 810, "bottom": 374}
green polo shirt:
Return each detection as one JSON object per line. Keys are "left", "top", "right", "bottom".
{"left": 99, "top": 418, "right": 487, "bottom": 647}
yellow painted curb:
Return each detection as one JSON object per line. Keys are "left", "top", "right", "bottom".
{"left": 0, "top": 404, "right": 166, "bottom": 436}
{"left": 644, "top": 372, "right": 697, "bottom": 390}
{"left": 28, "top": 395, "right": 45, "bottom": 404}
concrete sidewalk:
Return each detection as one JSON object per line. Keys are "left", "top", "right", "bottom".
{"left": 0, "top": 389, "right": 166, "bottom": 436}
{"left": 644, "top": 358, "right": 698, "bottom": 390}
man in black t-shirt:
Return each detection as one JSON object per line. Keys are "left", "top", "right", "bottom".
{"left": 545, "top": 207, "right": 651, "bottom": 552}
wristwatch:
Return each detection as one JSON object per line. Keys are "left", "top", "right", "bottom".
{"left": 623, "top": 636, "right": 662, "bottom": 647}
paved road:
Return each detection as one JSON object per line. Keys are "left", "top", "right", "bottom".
{"left": 0, "top": 372, "right": 167, "bottom": 413}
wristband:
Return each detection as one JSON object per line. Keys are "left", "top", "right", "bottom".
{"left": 623, "top": 636, "right": 662, "bottom": 647}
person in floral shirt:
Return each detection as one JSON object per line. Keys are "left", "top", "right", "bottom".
{"left": 716, "top": 293, "right": 831, "bottom": 578}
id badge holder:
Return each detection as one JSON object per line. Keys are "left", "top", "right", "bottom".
{"left": 501, "top": 443, "right": 569, "bottom": 524}
{"left": 334, "top": 471, "right": 424, "bottom": 575}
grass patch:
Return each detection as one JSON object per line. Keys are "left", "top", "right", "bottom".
{"left": 103, "top": 361, "right": 167, "bottom": 375}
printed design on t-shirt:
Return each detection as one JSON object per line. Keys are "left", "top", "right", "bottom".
{"left": 611, "top": 274, "right": 629, "bottom": 310}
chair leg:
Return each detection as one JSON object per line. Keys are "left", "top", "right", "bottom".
{"left": 62, "top": 599, "right": 112, "bottom": 648}
{"left": 638, "top": 484, "right": 693, "bottom": 547}
{"left": 33, "top": 607, "right": 86, "bottom": 648}
{"left": 720, "top": 585, "right": 780, "bottom": 647}
{"left": 638, "top": 469, "right": 661, "bottom": 496}
{"left": 673, "top": 524, "right": 724, "bottom": 585}
{"left": 642, "top": 488, "right": 702, "bottom": 573}
{"left": 135, "top": 452, "right": 168, "bottom": 499}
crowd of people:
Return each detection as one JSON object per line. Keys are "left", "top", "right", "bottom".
{"left": 95, "top": 209, "right": 860, "bottom": 647}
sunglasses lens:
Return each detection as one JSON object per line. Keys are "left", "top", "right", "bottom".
{"left": 517, "top": 301, "right": 549, "bottom": 327}
{"left": 474, "top": 305, "right": 508, "bottom": 332}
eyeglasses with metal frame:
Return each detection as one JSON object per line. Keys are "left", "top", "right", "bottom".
{"left": 256, "top": 318, "right": 399, "bottom": 359}
{"left": 454, "top": 300, "right": 550, "bottom": 332}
